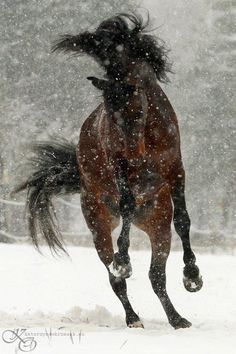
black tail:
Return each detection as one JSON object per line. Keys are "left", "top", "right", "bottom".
{"left": 13, "top": 139, "right": 80, "bottom": 255}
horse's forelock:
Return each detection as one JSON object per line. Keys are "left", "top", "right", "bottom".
{"left": 97, "top": 17, "right": 128, "bottom": 34}
{"left": 96, "top": 13, "right": 147, "bottom": 38}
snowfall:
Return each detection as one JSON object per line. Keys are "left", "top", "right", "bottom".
{"left": 0, "top": 244, "right": 236, "bottom": 354}
{"left": 1, "top": 0, "right": 235, "bottom": 352}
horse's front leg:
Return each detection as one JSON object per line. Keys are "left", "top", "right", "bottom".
{"left": 110, "top": 158, "right": 135, "bottom": 279}
{"left": 81, "top": 192, "right": 143, "bottom": 328}
{"left": 171, "top": 170, "right": 203, "bottom": 292}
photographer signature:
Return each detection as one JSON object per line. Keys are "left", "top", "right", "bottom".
{"left": 2, "top": 329, "right": 37, "bottom": 352}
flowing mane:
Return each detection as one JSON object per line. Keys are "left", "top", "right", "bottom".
{"left": 52, "top": 13, "right": 172, "bottom": 83}
{"left": 113, "top": 13, "right": 172, "bottom": 82}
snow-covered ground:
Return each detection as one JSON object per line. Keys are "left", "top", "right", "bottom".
{"left": 0, "top": 244, "right": 235, "bottom": 353}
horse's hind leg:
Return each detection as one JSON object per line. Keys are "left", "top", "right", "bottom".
{"left": 81, "top": 194, "right": 143, "bottom": 328}
{"left": 171, "top": 172, "right": 203, "bottom": 292}
{"left": 108, "top": 273, "right": 142, "bottom": 328}
{"left": 134, "top": 185, "right": 191, "bottom": 329}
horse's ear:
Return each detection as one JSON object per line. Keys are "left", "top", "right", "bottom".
{"left": 87, "top": 77, "right": 109, "bottom": 91}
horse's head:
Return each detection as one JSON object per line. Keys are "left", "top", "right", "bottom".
{"left": 88, "top": 76, "right": 148, "bottom": 164}
{"left": 52, "top": 13, "right": 171, "bottom": 83}
{"left": 92, "top": 15, "right": 138, "bottom": 80}
{"left": 52, "top": 13, "right": 172, "bottom": 161}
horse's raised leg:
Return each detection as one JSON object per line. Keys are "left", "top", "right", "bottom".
{"left": 111, "top": 158, "right": 135, "bottom": 279}
{"left": 171, "top": 174, "right": 203, "bottom": 292}
{"left": 134, "top": 184, "right": 191, "bottom": 329}
{"left": 112, "top": 215, "right": 133, "bottom": 279}
{"left": 81, "top": 193, "right": 143, "bottom": 328}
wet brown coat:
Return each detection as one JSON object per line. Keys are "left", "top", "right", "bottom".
{"left": 77, "top": 61, "right": 184, "bottom": 264}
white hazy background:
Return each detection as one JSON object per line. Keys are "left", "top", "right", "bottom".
{"left": 0, "top": 0, "right": 235, "bottom": 249}
{"left": 0, "top": 1, "right": 236, "bottom": 354}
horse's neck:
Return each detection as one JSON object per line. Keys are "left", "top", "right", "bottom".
{"left": 125, "top": 61, "right": 156, "bottom": 88}
{"left": 134, "top": 61, "right": 177, "bottom": 114}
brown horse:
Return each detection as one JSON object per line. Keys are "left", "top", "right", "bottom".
{"left": 15, "top": 14, "right": 202, "bottom": 329}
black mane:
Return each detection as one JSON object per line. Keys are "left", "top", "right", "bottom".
{"left": 52, "top": 13, "right": 171, "bottom": 83}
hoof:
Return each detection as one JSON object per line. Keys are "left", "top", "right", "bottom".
{"left": 128, "top": 320, "right": 144, "bottom": 328}
{"left": 170, "top": 317, "right": 192, "bottom": 329}
{"left": 109, "top": 253, "right": 132, "bottom": 279}
{"left": 183, "top": 264, "right": 203, "bottom": 292}
{"left": 183, "top": 275, "right": 203, "bottom": 292}
{"left": 108, "top": 261, "right": 132, "bottom": 279}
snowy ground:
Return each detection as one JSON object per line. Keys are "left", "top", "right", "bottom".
{"left": 0, "top": 244, "right": 236, "bottom": 353}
